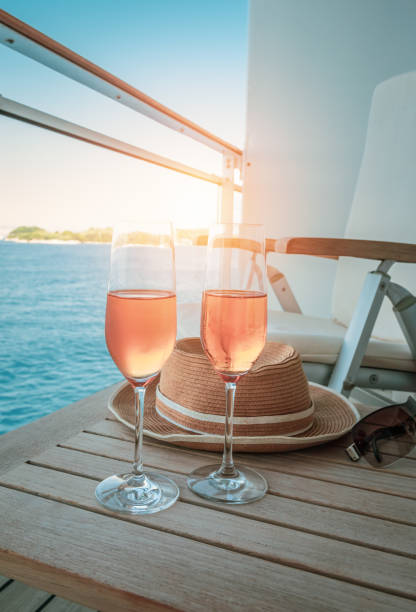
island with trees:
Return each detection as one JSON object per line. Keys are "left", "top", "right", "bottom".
{"left": 6, "top": 226, "right": 208, "bottom": 245}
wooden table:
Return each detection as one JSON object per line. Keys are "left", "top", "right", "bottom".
{"left": 0, "top": 384, "right": 415, "bottom": 611}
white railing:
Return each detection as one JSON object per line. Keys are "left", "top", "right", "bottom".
{"left": 0, "top": 9, "right": 243, "bottom": 222}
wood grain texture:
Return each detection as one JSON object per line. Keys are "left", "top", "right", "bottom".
{"left": 43, "top": 595, "right": 96, "bottom": 612}
{"left": 60, "top": 432, "right": 416, "bottom": 524}
{"left": 0, "top": 487, "right": 414, "bottom": 612}
{"left": 0, "top": 385, "right": 415, "bottom": 611}
{"left": 294, "top": 443, "right": 416, "bottom": 476}
{"left": 2, "top": 460, "right": 416, "bottom": 600}
{"left": 0, "top": 551, "right": 173, "bottom": 612}
{"left": 239, "top": 452, "right": 416, "bottom": 499}
{"left": 0, "top": 579, "right": 51, "bottom": 612}
{"left": 29, "top": 445, "right": 416, "bottom": 558}
{"left": 271, "top": 237, "right": 416, "bottom": 263}
{"left": 89, "top": 418, "right": 416, "bottom": 477}
{"left": 0, "top": 384, "right": 119, "bottom": 476}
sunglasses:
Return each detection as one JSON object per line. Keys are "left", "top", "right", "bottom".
{"left": 345, "top": 396, "right": 416, "bottom": 467}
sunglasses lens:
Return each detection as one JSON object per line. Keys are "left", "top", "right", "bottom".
{"left": 352, "top": 406, "right": 416, "bottom": 467}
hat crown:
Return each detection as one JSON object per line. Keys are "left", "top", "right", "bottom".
{"left": 158, "top": 339, "right": 314, "bottom": 437}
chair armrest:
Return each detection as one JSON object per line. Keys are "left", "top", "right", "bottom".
{"left": 266, "top": 237, "right": 416, "bottom": 263}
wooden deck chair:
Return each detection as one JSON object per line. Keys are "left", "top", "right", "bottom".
{"left": 178, "top": 72, "right": 416, "bottom": 398}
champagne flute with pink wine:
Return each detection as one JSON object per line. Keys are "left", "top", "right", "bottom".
{"left": 95, "top": 221, "right": 179, "bottom": 514}
{"left": 187, "top": 223, "right": 268, "bottom": 503}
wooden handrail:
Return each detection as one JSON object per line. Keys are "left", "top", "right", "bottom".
{"left": 212, "top": 237, "right": 263, "bottom": 253}
{"left": 270, "top": 237, "right": 416, "bottom": 263}
{"left": 208, "top": 236, "right": 416, "bottom": 264}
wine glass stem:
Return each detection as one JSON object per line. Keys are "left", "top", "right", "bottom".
{"left": 133, "top": 386, "right": 145, "bottom": 477}
{"left": 218, "top": 381, "right": 239, "bottom": 478}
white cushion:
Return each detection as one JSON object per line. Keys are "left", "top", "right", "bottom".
{"left": 332, "top": 72, "right": 416, "bottom": 339}
{"left": 178, "top": 303, "right": 415, "bottom": 373}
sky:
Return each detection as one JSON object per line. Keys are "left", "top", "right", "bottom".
{"left": 0, "top": 0, "right": 248, "bottom": 233}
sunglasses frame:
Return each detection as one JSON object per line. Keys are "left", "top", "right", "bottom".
{"left": 345, "top": 396, "right": 416, "bottom": 464}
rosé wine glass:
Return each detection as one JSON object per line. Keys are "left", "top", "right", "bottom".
{"left": 187, "top": 223, "right": 268, "bottom": 503}
{"left": 95, "top": 221, "right": 179, "bottom": 514}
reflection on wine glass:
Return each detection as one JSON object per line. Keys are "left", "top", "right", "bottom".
{"left": 187, "top": 223, "right": 268, "bottom": 504}
{"left": 95, "top": 221, "right": 179, "bottom": 514}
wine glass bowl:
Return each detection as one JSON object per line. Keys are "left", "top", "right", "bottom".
{"left": 201, "top": 289, "right": 267, "bottom": 380}
{"left": 188, "top": 223, "right": 268, "bottom": 504}
{"left": 105, "top": 288, "right": 176, "bottom": 386}
{"left": 95, "top": 221, "right": 179, "bottom": 514}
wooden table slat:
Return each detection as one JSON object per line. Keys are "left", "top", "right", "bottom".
{"left": 86, "top": 420, "right": 416, "bottom": 493}
{"left": 99, "top": 417, "right": 416, "bottom": 474}
{"left": 0, "top": 385, "right": 120, "bottom": 477}
{"left": 0, "top": 386, "right": 415, "bottom": 612}
{"left": 0, "top": 487, "right": 415, "bottom": 612}
{"left": 297, "top": 440, "right": 416, "bottom": 472}
{"left": 242, "top": 452, "right": 416, "bottom": 496}
{"left": 1, "top": 461, "right": 415, "bottom": 600}
{"left": 59, "top": 431, "right": 416, "bottom": 525}
{"left": 28, "top": 445, "right": 416, "bottom": 558}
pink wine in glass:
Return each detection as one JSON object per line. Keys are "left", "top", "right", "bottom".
{"left": 106, "top": 289, "right": 176, "bottom": 384}
{"left": 201, "top": 289, "right": 267, "bottom": 379}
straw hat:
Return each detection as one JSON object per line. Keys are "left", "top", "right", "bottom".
{"left": 109, "top": 338, "right": 359, "bottom": 452}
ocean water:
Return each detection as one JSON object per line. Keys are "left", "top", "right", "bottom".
{"left": 0, "top": 241, "right": 205, "bottom": 435}
{"left": 0, "top": 241, "right": 121, "bottom": 434}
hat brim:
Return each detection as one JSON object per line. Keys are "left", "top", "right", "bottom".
{"left": 108, "top": 378, "right": 360, "bottom": 453}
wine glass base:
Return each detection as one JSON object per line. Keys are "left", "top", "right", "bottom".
{"left": 187, "top": 464, "right": 268, "bottom": 504}
{"left": 95, "top": 471, "right": 179, "bottom": 514}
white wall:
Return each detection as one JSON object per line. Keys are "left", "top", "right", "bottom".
{"left": 243, "top": 0, "right": 416, "bottom": 316}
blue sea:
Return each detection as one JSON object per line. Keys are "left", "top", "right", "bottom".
{"left": 0, "top": 241, "right": 122, "bottom": 434}
{"left": 0, "top": 241, "right": 204, "bottom": 435}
